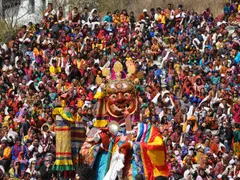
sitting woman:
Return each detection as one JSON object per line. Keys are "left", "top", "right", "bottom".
{"left": 87, "top": 9, "right": 101, "bottom": 30}
{"left": 183, "top": 116, "right": 198, "bottom": 141}
{"left": 159, "top": 116, "right": 171, "bottom": 134}
{"left": 26, "top": 158, "right": 40, "bottom": 179}
{"left": 151, "top": 37, "right": 161, "bottom": 60}
{"left": 112, "top": 9, "right": 121, "bottom": 24}
{"left": 120, "top": 9, "right": 129, "bottom": 24}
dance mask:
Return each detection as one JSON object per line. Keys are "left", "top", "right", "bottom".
{"left": 96, "top": 61, "right": 142, "bottom": 119}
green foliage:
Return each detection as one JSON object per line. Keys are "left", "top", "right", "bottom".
{"left": 0, "top": 21, "right": 17, "bottom": 43}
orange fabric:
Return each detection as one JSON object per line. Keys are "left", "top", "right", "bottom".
{"left": 210, "top": 142, "right": 219, "bottom": 154}
{"left": 120, "top": 14, "right": 129, "bottom": 23}
{"left": 33, "top": 48, "right": 44, "bottom": 57}
{"left": 210, "top": 142, "right": 226, "bottom": 154}
{"left": 140, "top": 126, "right": 169, "bottom": 179}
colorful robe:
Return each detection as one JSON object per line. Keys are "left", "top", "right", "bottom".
{"left": 52, "top": 108, "right": 75, "bottom": 177}
{"left": 80, "top": 123, "right": 169, "bottom": 180}
{"left": 70, "top": 121, "right": 86, "bottom": 168}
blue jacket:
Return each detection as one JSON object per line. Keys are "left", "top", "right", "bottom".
{"left": 102, "top": 15, "right": 113, "bottom": 22}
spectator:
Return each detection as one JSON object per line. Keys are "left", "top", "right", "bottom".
{"left": 39, "top": 155, "right": 54, "bottom": 180}
{"left": 0, "top": 139, "right": 11, "bottom": 171}
{"left": 102, "top": 11, "right": 113, "bottom": 23}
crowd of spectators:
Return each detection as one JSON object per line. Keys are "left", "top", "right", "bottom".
{"left": 0, "top": 1, "right": 239, "bottom": 180}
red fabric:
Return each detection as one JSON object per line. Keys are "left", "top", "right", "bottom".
{"left": 140, "top": 126, "right": 169, "bottom": 179}
{"left": 232, "top": 103, "right": 240, "bottom": 124}
{"left": 88, "top": 92, "right": 94, "bottom": 101}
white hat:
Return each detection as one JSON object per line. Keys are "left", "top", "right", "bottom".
{"left": 1, "top": 137, "right": 8, "bottom": 142}
{"left": 188, "top": 146, "right": 195, "bottom": 151}
{"left": 23, "top": 103, "right": 29, "bottom": 109}
{"left": 190, "top": 141, "right": 196, "bottom": 146}
{"left": 174, "top": 150, "right": 180, "bottom": 156}
{"left": 135, "top": 27, "right": 140, "bottom": 31}
{"left": 1, "top": 44, "right": 8, "bottom": 51}
{"left": 217, "top": 34, "right": 222, "bottom": 39}
{"left": 229, "top": 159, "right": 235, "bottom": 165}
{"left": 222, "top": 153, "right": 228, "bottom": 159}
{"left": 90, "top": 85, "right": 97, "bottom": 91}
{"left": 26, "top": 80, "right": 34, "bottom": 86}
{"left": 161, "top": 90, "right": 170, "bottom": 97}
{"left": 184, "top": 170, "right": 190, "bottom": 179}
{"left": 84, "top": 101, "right": 92, "bottom": 108}
{"left": 217, "top": 174, "right": 222, "bottom": 179}
{"left": 29, "top": 158, "right": 37, "bottom": 166}
{"left": 143, "top": 9, "right": 147, "bottom": 12}
{"left": 217, "top": 22, "right": 222, "bottom": 26}
{"left": 136, "top": 22, "right": 141, "bottom": 27}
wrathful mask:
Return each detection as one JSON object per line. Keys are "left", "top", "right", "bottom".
{"left": 105, "top": 79, "right": 138, "bottom": 118}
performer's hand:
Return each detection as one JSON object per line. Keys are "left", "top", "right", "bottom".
{"left": 123, "top": 109, "right": 130, "bottom": 117}
{"left": 119, "top": 141, "right": 131, "bottom": 156}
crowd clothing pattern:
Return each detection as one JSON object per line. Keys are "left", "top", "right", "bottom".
{"left": 0, "top": 2, "right": 239, "bottom": 180}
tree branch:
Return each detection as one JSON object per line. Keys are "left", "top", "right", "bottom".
{"left": 12, "top": 3, "right": 31, "bottom": 27}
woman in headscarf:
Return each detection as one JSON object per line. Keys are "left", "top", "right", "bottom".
{"left": 183, "top": 116, "right": 198, "bottom": 140}
{"left": 159, "top": 116, "right": 171, "bottom": 134}
{"left": 120, "top": 9, "right": 129, "bottom": 24}
{"left": 232, "top": 98, "right": 240, "bottom": 124}
{"left": 9, "top": 160, "right": 21, "bottom": 179}
{"left": 183, "top": 78, "right": 195, "bottom": 96}
{"left": 194, "top": 77, "right": 205, "bottom": 96}
{"left": 26, "top": 158, "right": 39, "bottom": 179}
{"left": 196, "top": 167, "right": 211, "bottom": 180}
{"left": 112, "top": 10, "right": 121, "bottom": 24}
{"left": 87, "top": 9, "right": 101, "bottom": 30}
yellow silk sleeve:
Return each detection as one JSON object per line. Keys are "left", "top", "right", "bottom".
{"left": 3, "top": 147, "right": 11, "bottom": 160}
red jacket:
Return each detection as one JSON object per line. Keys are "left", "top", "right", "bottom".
{"left": 232, "top": 103, "right": 240, "bottom": 123}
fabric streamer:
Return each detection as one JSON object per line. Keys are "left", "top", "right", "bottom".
{"left": 187, "top": 105, "right": 194, "bottom": 119}
{"left": 103, "top": 150, "right": 125, "bottom": 180}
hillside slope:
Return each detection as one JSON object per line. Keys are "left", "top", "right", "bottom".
{"left": 98, "top": 0, "right": 225, "bottom": 16}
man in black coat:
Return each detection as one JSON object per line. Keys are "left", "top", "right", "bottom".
{"left": 40, "top": 155, "right": 54, "bottom": 180}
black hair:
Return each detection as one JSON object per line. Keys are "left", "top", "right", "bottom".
{"left": 155, "top": 176, "right": 168, "bottom": 180}
{"left": 52, "top": 59, "right": 57, "bottom": 63}
{"left": 78, "top": 164, "right": 95, "bottom": 180}
{"left": 136, "top": 174, "right": 145, "bottom": 180}
{"left": 24, "top": 172, "right": 30, "bottom": 177}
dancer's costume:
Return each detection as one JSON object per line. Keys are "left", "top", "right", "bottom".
{"left": 80, "top": 61, "right": 169, "bottom": 180}
{"left": 52, "top": 107, "right": 75, "bottom": 177}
